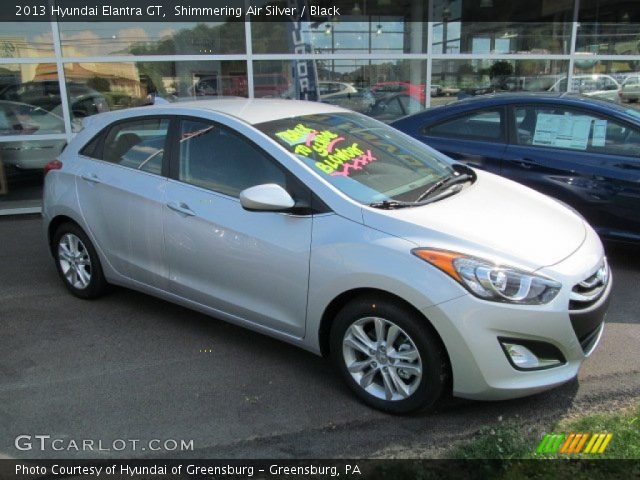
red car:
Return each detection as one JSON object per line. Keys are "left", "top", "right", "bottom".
{"left": 371, "top": 81, "right": 426, "bottom": 103}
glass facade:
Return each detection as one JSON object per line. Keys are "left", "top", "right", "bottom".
{"left": 58, "top": 22, "right": 246, "bottom": 56}
{"left": 1, "top": 0, "right": 639, "bottom": 213}
{"left": 430, "top": 59, "right": 570, "bottom": 106}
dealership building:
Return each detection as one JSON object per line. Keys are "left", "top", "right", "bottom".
{"left": 0, "top": 0, "right": 637, "bottom": 214}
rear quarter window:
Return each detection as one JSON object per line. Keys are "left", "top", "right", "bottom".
{"left": 79, "top": 131, "right": 103, "bottom": 158}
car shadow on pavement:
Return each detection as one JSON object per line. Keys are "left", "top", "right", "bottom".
{"left": 106, "top": 283, "right": 584, "bottom": 423}
{"left": 434, "top": 378, "right": 580, "bottom": 418}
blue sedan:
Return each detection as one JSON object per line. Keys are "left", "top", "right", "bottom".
{"left": 392, "top": 93, "right": 640, "bottom": 243}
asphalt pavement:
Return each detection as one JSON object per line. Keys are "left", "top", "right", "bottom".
{"left": 1, "top": 215, "right": 638, "bottom": 459}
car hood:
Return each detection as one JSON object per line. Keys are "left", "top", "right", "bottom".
{"left": 362, "top": 170, "right": 587, "bottom": 271}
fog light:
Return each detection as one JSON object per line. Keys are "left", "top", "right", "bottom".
{"left": 500, "top": 340, "right": 564, "bottom": 370}
{"left": 503, "top": 343, "right": 539, "bottom": 369}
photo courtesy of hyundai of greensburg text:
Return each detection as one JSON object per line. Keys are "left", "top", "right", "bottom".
{"left": 0, "top": 1, "right": 638, "bottom": 479}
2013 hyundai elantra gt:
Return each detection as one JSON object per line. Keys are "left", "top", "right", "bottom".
{"left": 42, "top": 99, "right": 611, "bottom": 413}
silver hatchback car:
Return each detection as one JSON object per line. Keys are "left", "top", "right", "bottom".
{"left": 43, "top": 99, "right": 611, "bottom": 413}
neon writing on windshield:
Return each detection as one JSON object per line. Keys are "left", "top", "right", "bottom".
{"left": 325, "top": 149, "right": 377, "bottom": 177}
{"left": 275, "top": 123, "right": 378, "bottom": 177}
{"left": 275, "top": 123, "right": 315, "bottom": 146}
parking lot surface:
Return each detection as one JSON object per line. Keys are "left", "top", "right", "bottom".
{"left": 1, "top": 216, "right": 639, "bottom": 459}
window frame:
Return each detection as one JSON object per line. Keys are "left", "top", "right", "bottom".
{"left": 79, "top": 115, "right": 175, "bottom": 177}
{"left": 507, "top": 103, "right": 640, "bottom": 158}
{"left": 168, "top": 115, "right": 320, "bottom": 213}
{"left": 421, "top": 106, "right": 508, "bottom": 144}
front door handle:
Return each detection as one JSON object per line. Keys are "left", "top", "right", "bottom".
{"left": 167, "top": 201, "right": 195, "bottom": 216}
{"left": 80, "top": 173, "right": 101, "bottom": 184}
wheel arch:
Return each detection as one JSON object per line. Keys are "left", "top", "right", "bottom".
{"left": 318, "top": 288, "right": 452, "bottom": 382}
{"left": 47, "top": 214, "right": 82, "bottom": 255}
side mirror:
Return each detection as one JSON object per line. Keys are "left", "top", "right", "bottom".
{"left": 239, "top": 183, "right": 295, "bottom": 212}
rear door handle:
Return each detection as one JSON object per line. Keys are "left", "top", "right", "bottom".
{"left": 514, "top": 158, "right": 538, "bottom": 169}
{"left": 80, "top": 173, "right": 101, "bottom": 184}
{"left": 167, "top": 201, "right": 195, "bottom": 216}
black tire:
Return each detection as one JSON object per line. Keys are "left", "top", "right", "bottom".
{"left": 330, "top": 295, "right": 449, "bottom": 414}
{"left": 52, "top": 222, "right": 108, "bottom": 299}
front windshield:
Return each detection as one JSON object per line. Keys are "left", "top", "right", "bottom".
{"left": 255, "top": 112, "right": 454, "bottom": 204}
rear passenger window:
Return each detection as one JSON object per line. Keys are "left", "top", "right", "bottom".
{"left": 99, "top": 118, "right": 169, "bottom": 174}
{"left": 423, "top": 109, "right": 504, "bottom": 142}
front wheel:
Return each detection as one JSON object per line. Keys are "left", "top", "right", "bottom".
{"left": 330, "top": 296, "right": 449, "bottom": 414}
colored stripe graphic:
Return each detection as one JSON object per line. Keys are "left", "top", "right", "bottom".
{"left": 584, "top": 433, "right": 613, "bottom": 454}
{"left": 536, "top": 433, "right": 612, "bottom": 455}
{"left": 588, "top": 433, "right": 606, "bottom": 453}
{"left": 584, "top": 434, "right": 598, "bottom": 453}
{"left": 536, "top": 434, "right": 566, "bottom": 454}
{"left": 574, "top": 433, "right": 589, "bottom": 453}
{"left": 597, "top": 433, "right": 613, "bottom": 453}
{"left": 560, "top": 433, "right": 576, "bottom": 454}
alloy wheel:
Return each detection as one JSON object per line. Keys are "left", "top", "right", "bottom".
{"left": 342, "top": 316, "right": 423, "bottom": 401}
{"left": 58, "top": 233, "right": 92, "bottom": 290}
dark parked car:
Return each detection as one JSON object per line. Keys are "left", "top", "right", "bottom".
{"left": 392, "top": 93, "right": 640, "bottom": 243}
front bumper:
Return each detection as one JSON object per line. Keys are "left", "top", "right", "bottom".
{"left": 422, "top": 241, "right": 611, "bottom": 401}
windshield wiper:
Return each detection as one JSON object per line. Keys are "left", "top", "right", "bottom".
{"left": 415, "top": 172, "right": 475, "bottom": 203}
{"left": 368, "top": 200, "right": 417, "bottom": 210}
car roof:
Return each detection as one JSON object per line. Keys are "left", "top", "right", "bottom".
{"left": 159, "top": 97, "right": 347, "bottom": 125}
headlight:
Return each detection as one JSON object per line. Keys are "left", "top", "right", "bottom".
{"left": 412, "top": 248, "right": 562, "bottom": 305}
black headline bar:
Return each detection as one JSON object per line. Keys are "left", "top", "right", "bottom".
{"left": 0, "top": 459, "right": 638, "bottom": 480}
{"left": 1, "top": 0, "right": 635, "bottom": 23}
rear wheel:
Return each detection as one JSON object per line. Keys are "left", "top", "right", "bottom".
{"left": 330, "top": 295, "right": 449, "bottom": 414}
{"left": 53, "top": 223, "right": 107, "bottom": 299}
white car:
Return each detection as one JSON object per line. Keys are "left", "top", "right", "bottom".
{"left": 318, "top": 81, "right": 358, "bottom": 98}
{"left": 618, "top": 75, "right": 640, "bottom": 103}
{"left": 281, "top": 82, "right": 359, "bottom": 102}
{"left": 549, "top": 75, "right": 620, "bottom": 101}
{"left": 0, "top": 100, "right": 68, "bottom": 170}
{"left": 42, "top": 99, "right": 610, "bottom": 413}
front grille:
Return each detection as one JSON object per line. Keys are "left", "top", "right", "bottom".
{"left": 568, "top": 258, "right": 610, "bottom": 353}
{"left": 569, "top": 259, "right": 609, "bottom": 310}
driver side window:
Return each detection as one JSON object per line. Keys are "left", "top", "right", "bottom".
{"left": 178, "top": 119, "right": 287, "bottom": 198}
{"left": 514, "top": 105, "right": 640, "bottom": 157}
